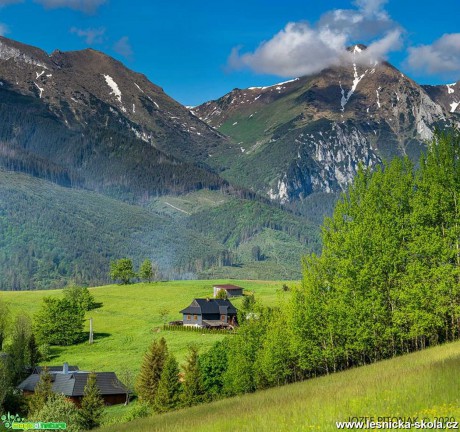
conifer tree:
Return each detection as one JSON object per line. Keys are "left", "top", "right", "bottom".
{"left": 8, "top": 314, "right": 32, "bottom": 384}
{"left": 181, "top": 346, "right": 205, "bottom": 407}
{"left": 78, "top": 372, "right": 104, "bottom": 430}
{"left": 27, "top": 333, "right": 40, "bottom": 369}
{"left": 28, "top": 367, "right": 53, "bottom": 416}
{"left": 154, "top": 354, "right": 181, "bottom": 413}
{"left": 136, "top": 338, "right": 168, "bottom": 405}
{"left": 0, "top": 360, "right": 10, "bottom": 410}
{"left": 0, "top": 299, "right": 9, "bottom": 350}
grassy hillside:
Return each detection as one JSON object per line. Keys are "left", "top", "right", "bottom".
{"left": 0, "top": 170, "right": 318, "bottom": 289}
{"left": 0, "top": 279, "right": 291, "bottom": 371}
{"left": 98, "top": 340, "right": 460, "bottom": 432}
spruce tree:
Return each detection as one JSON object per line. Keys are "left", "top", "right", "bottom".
{"left": 0, "top": 359, "right": 10, "bottom": 410}
{"left": 0, "top": 299, "right": 10, "bottom": 350}
{"left": 136, "top": 337, "right": 168, "bottom": 405}
{"left": 28, "top": 367, "right": 53, "bottom": 416}
{"left": 8, "top": 314, "right": 32, "bottom": 384}
{"left": 78, "top": 372, "right": 104, "bottom": 430}
{"left": 181, "top": 346, "right": 205, "bottom": 407}
{"left": 27, "top": 333, "right": 40, "bottom": 369}
{"left": 154, "top": 354, "right": 181, "bottom": 413}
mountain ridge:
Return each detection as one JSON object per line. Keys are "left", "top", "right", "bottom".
{"left": 194, "top": 46, "right": 459, "bottom": 203}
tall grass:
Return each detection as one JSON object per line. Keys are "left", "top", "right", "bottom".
{"left": 97, "top": 340, "right": 460, "bottom": 431}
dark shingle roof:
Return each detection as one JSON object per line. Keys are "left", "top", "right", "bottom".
{"left": 180, "top": 298, "right": 237, "bottom": 315}
{"left": 18, "top": 372, "right": 127, "bottom": 397}
{"left": 213, "top": 284, "right": 243, "bottom": 290}
{"left": 33, "top": 366, "right": 79, "bottom": 374}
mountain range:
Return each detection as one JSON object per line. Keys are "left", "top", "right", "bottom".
{"left": 0, "top": 37, "right": 458, "bottom": 289}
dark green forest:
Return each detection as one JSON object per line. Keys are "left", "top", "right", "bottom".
{"left": 0, "top": 171, "right": 319, "bottom": 290}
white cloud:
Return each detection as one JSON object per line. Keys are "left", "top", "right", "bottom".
{"left": 70, "top": 27, "right": 105, "bottom": 44}
{"left": 113, "top": 36, "right": 133, "bottom": 61}
{"left": 406, "top": 34, "right": 460, "bottom": 78}
{"left": 0, "top": 23, "right": 9, "bottom": 35}
{"left": 228, "top": 0, "right": 403, "bottom": 77}
{"left": 34, "top": 0, "right": 106, "bottom": 13}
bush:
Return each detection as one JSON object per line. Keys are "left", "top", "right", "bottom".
{"left": 122, "top": 402, "right": 151, "bottom": 422}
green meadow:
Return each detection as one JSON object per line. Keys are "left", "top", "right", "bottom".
{"left": 98, "top": 340, "right": 460, "bottom": 431}
{"left": 0, "top": 280, "right": 291, "bottom": 372}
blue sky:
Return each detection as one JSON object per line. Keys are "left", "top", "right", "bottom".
{"left": 0, "top": 0, "right": 459, "bottom": 106}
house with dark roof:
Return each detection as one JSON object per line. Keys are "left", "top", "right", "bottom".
{"left": 180, "top": 298, "right": 238, "bottom": 328}
{"left": 213, "top": 284, "right": 244, "bottom": 298}
{"left": 17, "top": 363, "right": 128, "bottom": 406}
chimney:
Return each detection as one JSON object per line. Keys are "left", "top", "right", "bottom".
{"left": 63, "top": 362, "right": 69, "bottom": 374}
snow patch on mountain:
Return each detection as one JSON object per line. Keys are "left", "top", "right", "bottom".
{"left": 340, "top": 64, "right": 366, "bottom": 111}
{"left": 34, "top": 82, "right": 44, "bottom": 98}
{"left": 248, "top": 78, "right": 299, "bottom": 91}
{"left": 451, "top": 102, "right": 459, "bottom": 113}
{"left": 103, "top": 74, "right": 122, "bottom": 104}
{"left": 134, "top": 82, "right": 144, "bottom": 93}
{"left": 447, "top": 83, "right": 456, "bottom": 94}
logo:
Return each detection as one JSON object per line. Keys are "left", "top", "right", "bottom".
{"left": 1, "top": 413, "right": 25, "bottom": 429}
{"left": 1, "top": 413, "right": 67, "bottom": 430}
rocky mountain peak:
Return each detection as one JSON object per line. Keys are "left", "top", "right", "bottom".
{"left": 0, "top": 36, "right": 228, "bottom": 163}
{"left": 194, "top": 56, "right": 457, "bottom": 204}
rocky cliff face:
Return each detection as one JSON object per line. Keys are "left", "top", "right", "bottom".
{"left": 423, "top": 81, "right": 460, "bottom": 116}
{"left": 195, "top": 46, "right": 458, "bottom": 203}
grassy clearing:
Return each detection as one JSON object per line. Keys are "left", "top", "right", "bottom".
{"left": 98, "top": 340, "right": 460, "bottom": 431}
{"left": 0, "top": 279, "right": 290, "bottom": 372}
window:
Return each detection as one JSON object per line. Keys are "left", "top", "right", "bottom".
{"left": 221, "top": 315, "right": 226, "bottom": 321}
{"left": 187, "top": 315, "right": 191, "bottom": 320}
{"left": 193, "top": 315, "right": 198, "bottom": 321}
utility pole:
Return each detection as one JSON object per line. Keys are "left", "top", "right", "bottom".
{"left": 89, "top": 317, "right": 94, "bottom": 344}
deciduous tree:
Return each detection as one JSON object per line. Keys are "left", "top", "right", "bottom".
{"left": 34, "top": 298, "right": 85, "bottom": 346}
{"left": 110, "top": 258, "right": 137, "bottom": 284}
{"left": 139, "top": 259, "right": 156, "bottom": 282}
